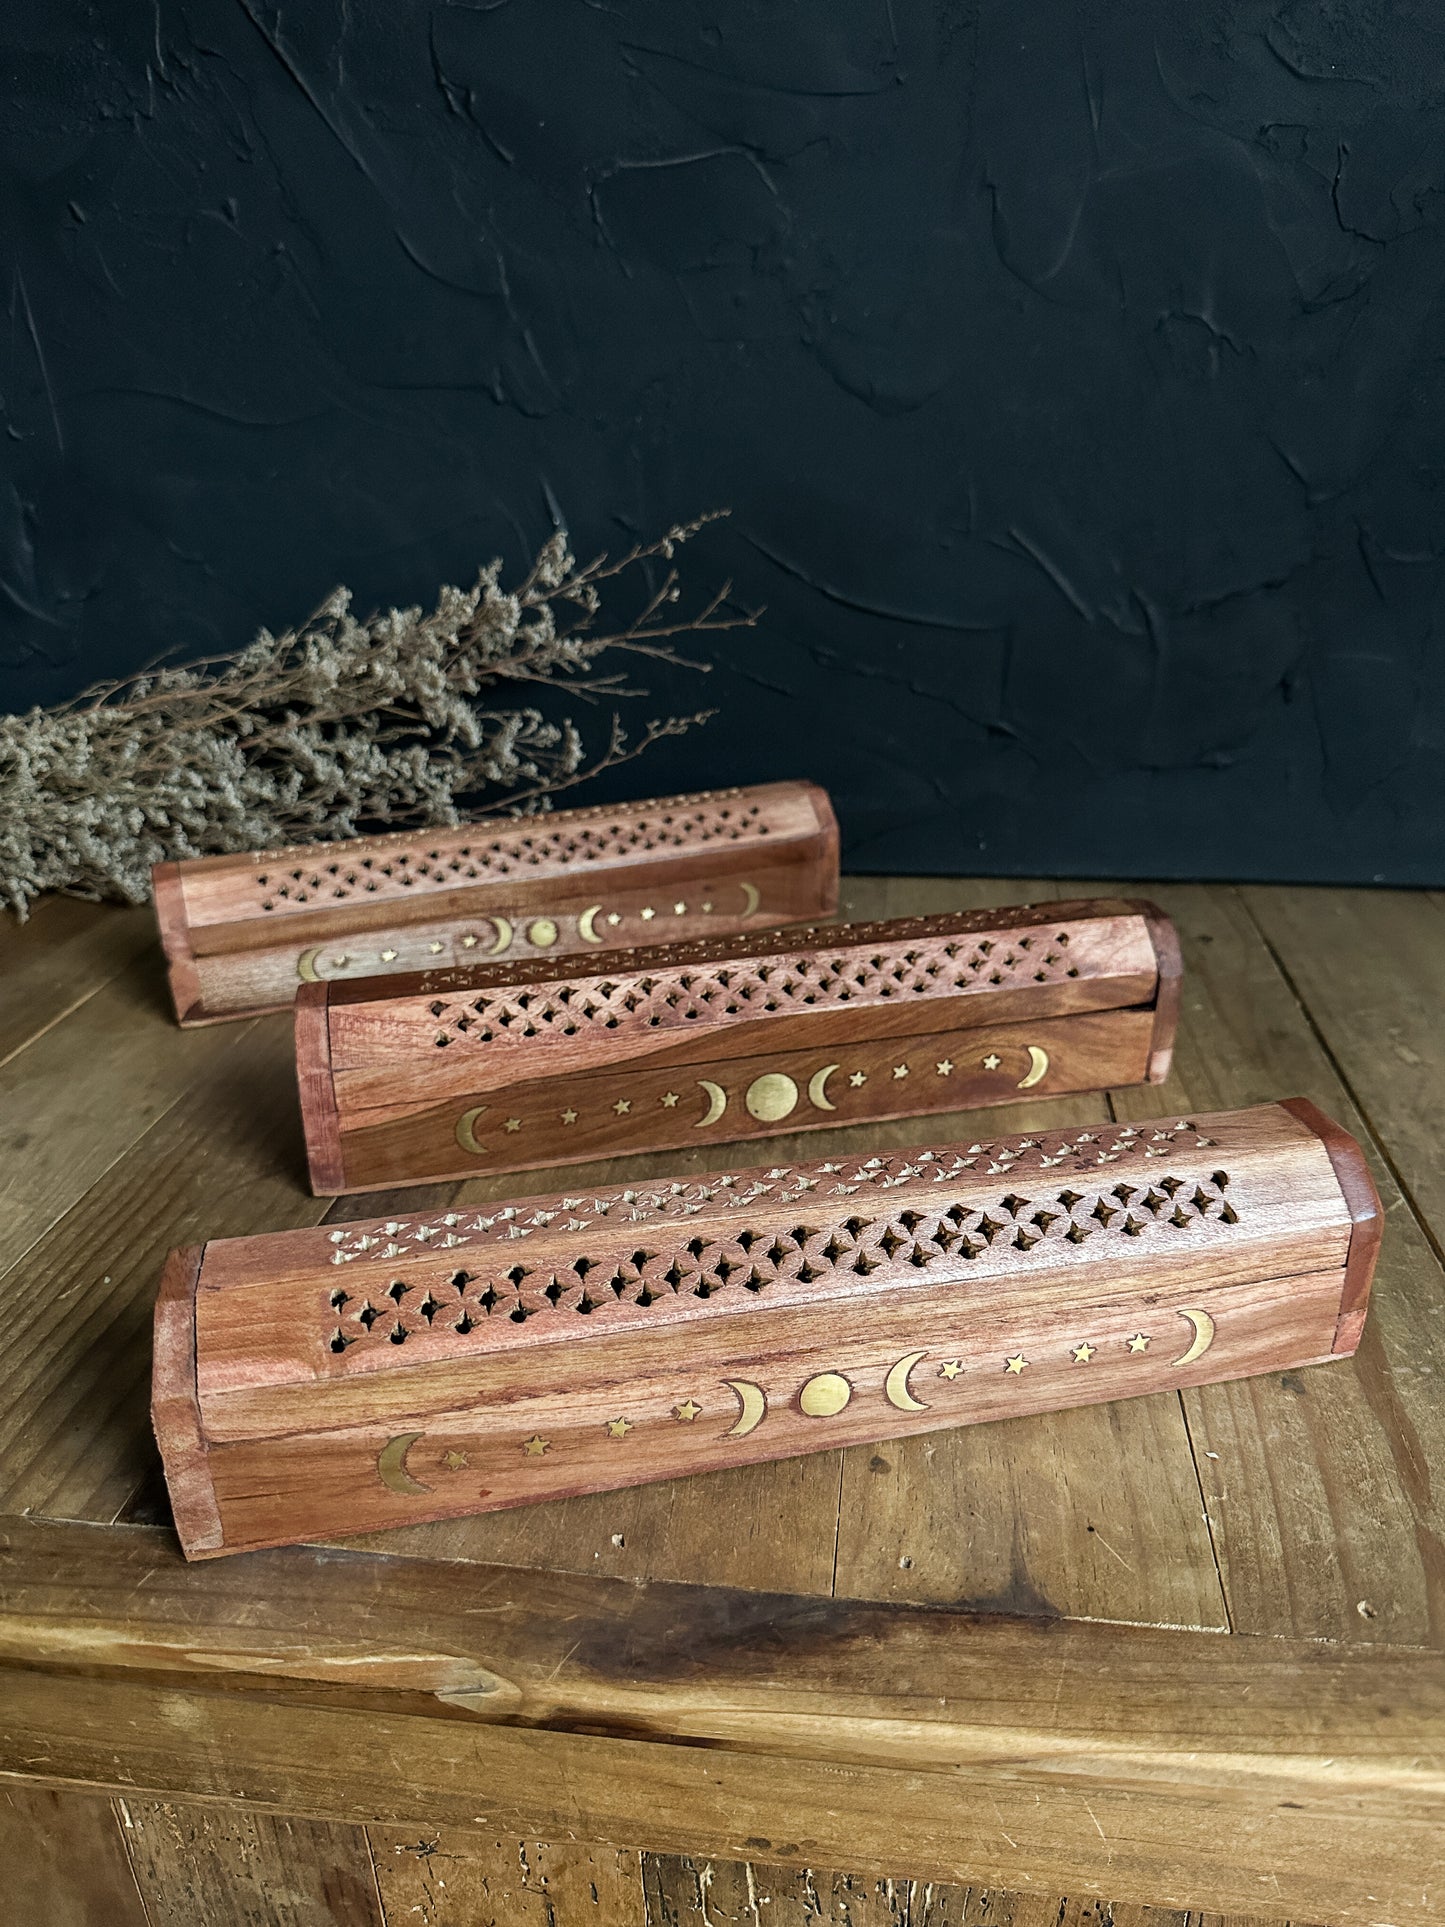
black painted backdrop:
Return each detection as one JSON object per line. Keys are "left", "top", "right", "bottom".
{"left": 4, "top": 3, "right": 1445, "bottom": 881}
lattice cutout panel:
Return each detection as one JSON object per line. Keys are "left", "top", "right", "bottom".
{"left": 424, "top": 925, "right": 1100, "bottom": 1048}
{"left": 251, "top": 790, "right": 758, "bottom": 912}
{"left": 322, "top": 1166, "right": 1237, "bottom": 1360}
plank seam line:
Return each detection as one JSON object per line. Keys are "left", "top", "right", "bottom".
{"left": 109, "top": 1791, "right": 158, "bottom": 1927}
{"left": 1238, "top": 893, "right": 1445, "bottom": 1278}
{"left": 361, "top": 1818, "right": 390, "bottom": 1925}
{"left": 828, "top": 1447, "right": 846, "bottom": 1599}
{"left": 0, "top": 970, "right": 136, "bottom": 1076}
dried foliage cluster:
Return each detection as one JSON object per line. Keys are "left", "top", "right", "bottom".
{"left": 0, "top": 516, "right": 750, "bottom": 918}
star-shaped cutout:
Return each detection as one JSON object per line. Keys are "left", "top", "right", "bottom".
{"left": 892, "top": 1063, "right": 910, "bottom": 1080}
{"left": 606, "top": 1416, "right": 633, "bottom": 1438}
{"left": 606, "top": 911, "right": 621, "bottom": 926}
{"left": 380, "top": 948, "right": 398, "bottom": 963}
{"left": 982, "top": 1054, "right": 1002, "bottom": 1071}
{"left": 936, "top": 1059, "right": 954, "bottom": 1076}
{"left": 443, "top": 1449, "right": 470, "bottom": 1471}
{"left": 849, "top": 1070, "right": 868, "bottom": 1088}
{"left": 560, "top": 1108, "right": 578, "bottom": 1125}
{"left": 1127, "top": 1333, "right": 1151, "bottom": 1354}
{"left": 522, "top": 1435, "right": 550, "bottom": 1456}
{"left": 938, "top": 1359, "right": 963, "bottom": 1380}
{"left": 674, "top": 1399, "right": 702, "bottom": 1422}
{"left": 1071, "top": 1342, "right": 1096, "bottom": 1364}
{"left": 504, "top": 1117, "right": 521, "bottom": 1133}
{"left": 461, "top": 933, "right": 478, "bottom": 948}
{"left": 1004, "top": 1353, "right": 1028, "bottom": 1375}
{"left": 640, "top": 906, "right": 655, "bottom": 921}
{"left": 613, "top": 1097, "right": 631, "bottom": 1115}
{"left": 661, "top": 1091, "right": 679, "bottom": 1108}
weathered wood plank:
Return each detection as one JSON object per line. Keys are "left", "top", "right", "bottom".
{"left": 1099, "top": 882, "right": 1445, "bottom": 1645}
{"left": 370, "top": 1830, "right": 644, "bottom": 1927}
{"left": 0, "top": 896, "right": 156, "bottom": 1069}
{"left": 119, "top": 1798, "right": 384, "bottom": 1926}
{"left": 0, "top": 1783, "right": 149, "bottom": 1927}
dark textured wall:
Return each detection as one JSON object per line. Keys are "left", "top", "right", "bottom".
{"left": 4, "top": 3, "right": 1445, "bottom": 881}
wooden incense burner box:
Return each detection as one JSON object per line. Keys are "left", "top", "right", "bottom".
{"left": 296, "top": 897, "right": 1181, "bottom": 1196}
{"left": 152, "top": 780, "right": 838, "bottom": 1025}
{"left": 154, "top": 1099, "right": 1380, "bottom": 1559}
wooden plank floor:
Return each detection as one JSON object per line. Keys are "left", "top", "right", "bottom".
{"left": 1, "top": 876, "right": 1443, "bottom": 1927}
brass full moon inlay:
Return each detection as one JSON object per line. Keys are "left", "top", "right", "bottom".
{"left": 526, "top": 917, "right": 559, "bottom": 947}
{"left": 799, "top": 1372, "right": 852, "bottom": 1418}
{"left": 745, "top": 1072, "right": 799, "bottom": 1122}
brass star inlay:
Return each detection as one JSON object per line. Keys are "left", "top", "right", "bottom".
{"left": 443, "top": 1449, "right": 470, "bottom": 1471}
{"left": 606, "top": 1417, "right": 633, "bottom": 1439}
{"left": 522, "top": 1435, "right": 550, "bottom": 1456}
{"left": 461, "top": 933, "right": 478, "bottom": 948}
{"left": 848, "top": 1070, "right": 868, "bottom": 1088}
{"left": 892, "top": 1063, "right": 910, "bottom": 1079}
{"left": 936, "top": 1059, "right": 954, "bottom": 1076}
{"left": 640, "top": 906, "right": 656, "bottom": 921}
{"left": 938, "top": 1359, "right": 963, "bottom": 1381}
{"left": 673, "top": 902, "right": 687, "bottom": 915}
{"left": 428, "top": 941, "right": 444, "bottom": 954}
{"left": 560, "top": 1108, "right": 578, "bottom": 1125}
{"left": 606, "top": 911, "right": 621, "bottom": 926}
{"left": 504, "top": 1117, "right": 521, "bottom": 1133}
{"left": 661, "top": 1091, "right": 679, "bottom": 1107}
{"left": 613, "top": 1097, "right": 631, "bottom": 1115}
{"left": 982, "top": 1054, "right": 1002, "bottom": 1071}
{"left": 701, "top": 900, "right": 713, "bottom": 912}
{"left": 380, "top": 948, "right": 398, "bottom": 962}
{"left": 1004, "top": 1353, "right": 1028, "bottom": 1375}
{"left": 331, "top": 955, "right": 349, "bottom": 969}
{"left": 1071, "top": 1342, "right": 1096, "bottom": 1364}
{"left": 1127, "top": 1333, "right": 1151, "bottom": 1354}
{"left": 674, "top": 1399, "right": 702, "bottom": 1422}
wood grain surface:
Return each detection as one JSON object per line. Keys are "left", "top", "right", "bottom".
{"left": 1, "top": 874, "right": 1441, "bottom": 1927}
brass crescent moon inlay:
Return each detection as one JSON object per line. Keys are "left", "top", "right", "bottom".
{"left": 1171, "top": 1307, "right": 1216, "bottom": 1368}
{"left": 455, "top": 1105, "right": 489, "bottom": 1156}
{"left": 723, "top": 1380, "right": 767, "bottom": 1437}
{"left": 577, "top": 904, "right": 603, "bottom": 944}
{"left": 885, "top": 1349, "right": 930, "bottom": 1413}
{"left": 739, "top": 880, "right": 761, "bottom": 916}
{"left": 695, "top": 1080, "right": 728, "bottom": 1128}
{"left": 1017, "top": 1044, "right": 1050, "bottom": 1089}
{"left": 807, "top": 1063, "right": 840, "bottom": 1111}
{"left": 486, "top": 916, "right": 513, "bottom": 956}
{"left": 296, "top": 946, "right": 324, "bottom": 983}
{"left": 377, "top": 1431, "right": 432, "bottom": 1497}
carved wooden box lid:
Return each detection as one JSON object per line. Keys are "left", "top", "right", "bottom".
{"left": 153, "top": 1099, "right": 1380, "bottom": 1558}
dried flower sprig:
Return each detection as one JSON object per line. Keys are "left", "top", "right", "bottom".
{"left": 0, "top": 513, "right": 753, "bottom": 918}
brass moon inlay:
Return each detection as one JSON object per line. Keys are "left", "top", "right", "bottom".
{"left": 1171, "top": 1307, "right": 1216, "bottom": 1367}
{"left": 739, "top": 880, "right": 761, "bottom": 916}
{"left": 746, "top": 1072, "right": 799, "bottom": 1122}
{"left": 455, "top": 1105, "right": 489, "bottom": 1156}
{"left": 527, "top": 916, "right": 558, "bottom": 948}
{"left": 1017, "top": 1044, "right": 1050, "bottom": 1089}
{"left": 486, "top": 916, "right": 513, "bottom": 956}
{"left": 799, "top": 1372, "right": 852, "bottom": 1418}
{"left": 723, "top": 1380, "right": 767, "bottom": 1437}
{"left": 296, "top": 946, "right": 324, "bottom": 983}
{"left": 577, "top": 904, "right": 603, "bottom": 944}
{"left": 377, "top": 1432, "right": 432, "bottom": 1497}
{"left": 807, "top": 1063, "right": 840, "bottom": 1111}
{"left": 695, "top": 1080, "right": 728, "bottom": 1128}
{"left": 885, "top": 1350, "right": 930, "bottom": 1413}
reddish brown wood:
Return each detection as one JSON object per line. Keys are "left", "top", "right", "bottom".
{"left": 295, "top": 897, "right": 1178, "bottom": 1195}
{"left": 153, "top": 1099, "right": 1379, "bottom": 1558}
{"left": 1279, "top": 1094, "right": 1383, "bottom": 1353}
{"left": 150, "top": 781, "right": 839, "bottom": 1025}
{"left": 150, "top": 1246, "right": 223, "bottom": 1556}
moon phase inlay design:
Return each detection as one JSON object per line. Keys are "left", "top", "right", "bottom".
{"left": 377, "top": 1432, "right": 432, "bottom": 1496}
{"left": 296, "top": 946, "right": 324, "bottom": 983}
{"left": 799, "top": 1372, "right": 852, "bottom": 1417}
{"left": 695, "top": 1080, "right": 728, "bottom": 1128}
{"left": 807, "top": 1063, "right": 840, "bottom": 1111}
{"left": 486, "top": 916, "right": 513, "bottom": 956}
{"left": 885, "top": 1350, "right": 930, "bottom": 1413}
{"left": 1171, "top": 1306, "right": 1216, "bottom": 1366}
{"left": 724, "top": 1380, "right": 768, "bottom": 1436}
{"left": 527, "top": 916, "right": 558, "bottom": 948}
{"left": 1017, "top": 1044, "right": 1050, "bottom": 1089}
{"left": 455, "top": 1105, "right": 489, "bottom": 1156}
{"left": 738, "top": 880, "right": 761, "bottom": 916}
{"left": 746, "top": 1072, "right": 799, "bottom": 1122}
{"left": 577, "top": 904, "right": 603, "bottom": 944}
